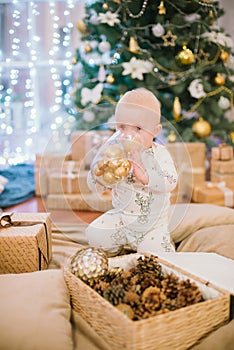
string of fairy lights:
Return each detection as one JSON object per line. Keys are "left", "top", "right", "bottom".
{"left": 0, "top": 0, "right": 79, "bottom": 166}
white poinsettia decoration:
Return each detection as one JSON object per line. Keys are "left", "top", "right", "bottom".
{"left": 81, "top": 83, "right": 103, "bottom": 106}
{"left": 122, "top": 57, "right": 153, "bottom": 80}
{"left": 152, "top": 23, "right": 165, "bottom": 37}
{"left": 98, "top": 11, "right": 120, "bottom": 27}
{"left": 188, "top": 79, "right": 206, "bottom": 99}
{"left": 201, "top": 31, "right": 233, "bottom": 48}
{"left": 218, "top": 96, "right": 230, "bottom": 110}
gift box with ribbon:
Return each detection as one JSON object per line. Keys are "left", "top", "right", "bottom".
{"left": 192, "top": 181, "right": 234, "bottom": 208}
{"left": 48, "top": 170, "right": 90, "bottom": 195}
{"left": 211, "top": 143, "right": 234, "bottom": 161}
{"left": 0, "top": 212, "right": 52, "bottom": 274}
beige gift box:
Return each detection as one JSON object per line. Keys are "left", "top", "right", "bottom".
{"left": 0, "top": 213, "right": 52, "bottom": 274}
{"left": 47, "top": 192, "right": 113, "bottom": 212}
{"left": 48, "top": 170, "right": 90, "bottom": 195}
{"left": 71, "top": 130, "right": 113, "bottom": 167}
{"left": 34, "top": 153, "right": 72, "bottom": 196}
{"left": 211, "top": 159, "right": 234, "bottom": 174}
{"left": 210, "top": 172, "right": 234, "bottom": 188}
{"left": 211, "top": 144, "right": 234, "bottom": 161}
{"left": 192, "top": 182, "right": 234, "bottom": 208}
{"left": 166, "top": 142, "right": 206, "bottom": 169}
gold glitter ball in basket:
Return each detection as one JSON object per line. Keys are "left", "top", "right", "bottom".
{"left": 90, "top": 130, "right": 143, "bottom": 187}
{"left": 68, "top": 247, "right": 109, "bottom": 282}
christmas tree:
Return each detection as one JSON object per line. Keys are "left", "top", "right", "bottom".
{"left": 71, "top": 0, "right": 234, "bottom": 146}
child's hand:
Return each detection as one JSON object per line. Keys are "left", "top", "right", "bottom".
{"left": 129, "top": 150, "right": 148, "bottom": 185}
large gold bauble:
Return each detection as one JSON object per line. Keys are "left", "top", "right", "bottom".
{"left": 121, "top": 159, "right": 131, "bottom": 171}
{"left": 68, "top": 247, "right": 108, "bottom": 282}
{"left": 177, "top": 46, "right": 195, "bottom": 65}
{"left": 85, "top": 44, "right": 92, "bottom": 53}
{"left": 192, "top": 117, "right": 211, "bottom": 138}
{"left": 114, "top": 166, "right": 128, "bottom": 178}
{"left": 214, "top": 73, "right": 225, "bottom": 85}
{"left": 220, "top": 50, "right": 229, "bottom": 62}
{"left": 103, "top": 171, "right": 116, "bottom": 184}
{"left": 76, "top": 19, "right": 87, "bottom": 34}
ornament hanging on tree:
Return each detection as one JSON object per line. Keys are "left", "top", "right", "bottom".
{"left": 76, "top": 19, "right": 88, "bottom": 34}
{"left": 172, "top": 97, "right": 181, "bottom": 121}
{"left": 230, "top": 132, "right": 234, "bottom": 143}
{"left": 220, "top": 50, "right": 229, "bottom": 62}
{"left": 129, "top": 36, "right": 139, "bottom": 53}
{"left": 85, "top": 44, "right": 92, "bottom": 53}
{"left": 106, "top": 73, "right": 115, "bottom": 84}
{"left": 162, "top": 30, "right": 177, "bottom": 47}
{"left": 167, "top": 130, "right": 177, "bottom": 143}
{"left": 103, "top": 3, "right": 109, "bottom": 11}
{"left": 214, "top": 73, "right": 225, "bottom": 85}
{"left": 72, "top": 57, "right": 77, "bottom": 65}
{"left": 192, "top": 117, "right": 211, "bottom": 138}
{"left": 152, "top": 23, "right": 165, "bottom": 37}
{"left": 158, "top": 1, "right": 166, "bottom": 15}
{"left": 98, "top": 40, "right": 111, "bottom": 53}
{"left": 68, "top": 247, "right": 109, "bottom": 282}
{"left": 177, "top": 44, "right": 195, "bottom": 65}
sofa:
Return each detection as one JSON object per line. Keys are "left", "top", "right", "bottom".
{"left": 0, "top": 203, "right": 234, "bottom": 350}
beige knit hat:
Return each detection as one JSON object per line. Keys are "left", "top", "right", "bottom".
{"left": 115, "top": 88, "right": 161, "bottom": 135}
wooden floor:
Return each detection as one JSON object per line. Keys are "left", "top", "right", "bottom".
{"left": 2, "top": 196, "right": 102, "bottom": 225}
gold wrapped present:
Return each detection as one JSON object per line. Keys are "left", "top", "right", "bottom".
{"left": 47, "top": 192, "right": 113, "bottom": 212}
{"left": 48, "top": 170, "right": 91, "bottom": 194}
{"left": 71, "top": 130, "right": 113, "bottom": 167}
{"left": 0, "top": 213, "right": 52, "bottom": 274}
{"left": 34, "top": 152, "right": 72, "bottom": 196}
{"left": 192, "top": 182, "right": 234, "bottom": 207}
{"left": 210, "top": 172, "right": 234, "bottom": 188}
{"left": 211, "top": 159, "right": 234, "bottom": 174}
{"left": 211, "top": 143, "right": 234, "bottom": 161}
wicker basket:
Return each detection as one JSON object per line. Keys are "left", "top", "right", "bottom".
{"left": 64, "top": 254, "right": 230, "bottom": 350}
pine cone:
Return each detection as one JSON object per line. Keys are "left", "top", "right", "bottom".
{"left": 93, "top": 281, "right": 109, "bottom": 296}
{"left": 176, "top": 279, "right": 203, "bottom": 308}
{"left": 104, "top": 267, "right": 124, "bottom": 283}
{"left": 116, "top": 303, "right": 135, "bottom": 320}
{"left": 103, "top": 284, "right": 126, "bottom": 306}
{"left": 124, "top": 290, "right": 140, "bottom": 307}
{"left": 161, "top": 273, "right": 180, "bottom": 299}
{"left": 142, "top": 286, "right": 161, "bottom": 310}
{"left": 136, "top": 255, "right": 163, "bottom": 279}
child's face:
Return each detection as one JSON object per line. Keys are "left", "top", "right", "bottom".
{"left": 116, "top": 123, "right": 159, "bottom": 149}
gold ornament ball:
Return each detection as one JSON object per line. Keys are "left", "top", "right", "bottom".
{"left": 167, "top": 130, "right": 177, "bottom": 143}
{"left": 114, "top": 166, "right": 128, "bottom": 178}
{"left": 106, "top": 73, "right": 115, "bottom": 84}
{"left": 220, "top": 50, "right": 229, "bottom": 62}
{"left": 103, "top": 3, "right": 109, "bottom": 10}
{"left": 214, "top": 73, "right": 225, "bottom": 85}
{"left": 94, "top": 167, "right": 104, "bottom": 176}
{"left": 177, "top": 47, "right": 195, "bottom": 65}
{"left": 230, "top": 131, "right": 234, "bottom": 143}
{"left": 85, "top": 44, "right": 92, "bottom": 53}
{"left": 121, "top": 159, "right": 131, "bottom": 171}
{"left": 192, "top": 118, "right": 211, "bottom": 138}
{"left": 69, "top": 247, "right": 109, "bottom": 281}
{"left": 72, "top": 57, "right": 77, "bottom": 65}
{"left": 103, "top": 170, "right": 116, "bottom": 184}
{"left": 76, "top": 19, "right": 87, "bottom": 33}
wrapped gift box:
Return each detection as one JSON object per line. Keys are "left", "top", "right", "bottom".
{"left": 64, "top": 254, "right": 230, "bottom": 350}
{"left": 47, "top": 192, "right": 113, "bottom": 212}
{"left": 210, "top": 172, "right": 234, "bottom": 188}
{"left": 192, "top": 182, "right": 234, "bottom": 207}
{"left": 48, "top": 170, "right": 90, "bottom": 194}
{"left": 166, "top": 143, "right": 206, "bottom": 203}
{"left": 35, "top": 152, "right": 72, "bottom": 196}
{"left": 71, "top": 130, "right": 113, "bottom": 167}
{"left": 211, "top": 143, "right": 234, "bottom": 161}
{"left": 211, "top": 159, "right": 234, "bottom": 174}
{"left": 0, "top": 213, "right": 52, "bottom": 274}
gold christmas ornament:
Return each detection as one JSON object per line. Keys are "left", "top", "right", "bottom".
{"left": 167, "top": 130, "right": 177, "bottom": 143}
{"left": 158, "top": 1, "right": 166, "bottom": 15}
{"left": 162, "top": 30, "right": 177, "bottom": 47}
{"left": 129, "top": 36, "right": 139, "bottom": 53}
{"left": 103, "top": 3, "right": 109, "bottom": 10}
{"left": 68, "top": 247, "right": 109, "bottom": 282}
{"left": 72, "top": 57, "right": 77, "bottom": 65}
{"left": 172, "top": 97, "right": 181, "bottom": 121}
{"left": 220, "top": 50, "right": 229, "bottom": 62}
{"left": 192, "top": 117, "right": 211, "bottom": 138}
{"left": 106, "top": 73, "right": 115, "bottom": 84}
{"left": 85, "top": 44, "right": 92, "bottom": 53}
{"left": 76, "top": 19, "right": 87, "bottom": 34}
{"left": 214, "top": 73, "right": 225, "bottom": 85}
{"left": 230, "top": 131, "right": 234, "bottom": 143}
{"left": 177, "top": 44, "right": 195, "bottom": 65}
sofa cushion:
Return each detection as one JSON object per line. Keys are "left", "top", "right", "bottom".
{"left": 0, "top": 269, "right": 73, "bottom": 350}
